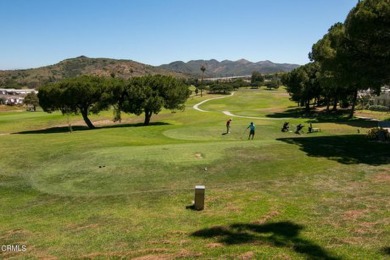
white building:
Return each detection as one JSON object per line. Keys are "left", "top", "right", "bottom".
{"left": 0, "top": 88, "right": 38, "bottom": 105}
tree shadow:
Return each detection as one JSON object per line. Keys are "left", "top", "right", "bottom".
{"left": 268, "top": 107, "right": 379, "bottom": 129}
{"left": 13, "top": 125, "right": 90, "bottom": 134}
{"left": 266, "top": 107, "right": 304, "bottom": 118}
{"left": 334, "top": 120, "right": 379, "bottom": 129}
{"left": 191, "top": 221, "right": 340, "bottom": 259}
{"left": 13, "top": 122, "right": 171, "bottom": 134}
{"left": 99, "top": 121, "right": 170, "bottom": 129}
{"left": 381, "top": 247, "right": 390, "bottom": 256}
{"left": 277, "top": 135, "right": 390, "bottom": 165}
{"left": 307, "top": 116, "right": 379, "bottom": 129}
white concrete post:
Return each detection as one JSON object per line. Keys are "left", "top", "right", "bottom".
{"left": 194, "top": 185, "right": 205, "bottom": 210}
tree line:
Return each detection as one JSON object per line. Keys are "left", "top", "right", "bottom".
{"left": 282, "top": 0, "right": 390, "bottom": 117}
{"left": 38, "top": 75, "right": 191, "bottom": 129}
{"left": 186, "top": 71, "right": 282, "bottom": 96}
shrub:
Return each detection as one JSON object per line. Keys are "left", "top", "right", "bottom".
{"left": 340, "top": 99, "right": 350, "bottom": 108}
{"left": 264, "top": 80, "right": 280, "bottom": 90}
{"left": 368, "top": 105, "right": 389, "bottom": 112}
{"left": 208, "top": 83, "right": 233, "bottom": 94}
{"left": 367, "top": 127, "right": 390, "bottom": 141}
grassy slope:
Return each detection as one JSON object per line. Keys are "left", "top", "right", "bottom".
{"left": 0, "top": 88, "right": 389, "bottom": 259}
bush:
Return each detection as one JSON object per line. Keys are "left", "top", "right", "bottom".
{"left": 264, "top": 80, "right": 280, "bottom": 90}
{"left": 208, "top": 83, "right": 233, "bottom": 94}
{"left": 368, "top": 105, "right": 389, "bottom": 112}
{"left": 340, "top": 99, "right": 350, "bottom": 108}
{"left": 367, "top": 127, "right": 390, "bottom": 141}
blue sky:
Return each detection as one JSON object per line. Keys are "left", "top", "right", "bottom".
{"left": 0, "top": 0, "right": 358, "bottom": 70}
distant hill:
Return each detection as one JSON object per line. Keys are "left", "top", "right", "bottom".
{"left": 0, "top": 56, "right": 301, "bottom": 89}
{"left": 0, "top": 56, "right": 186, "bottom": 89}
{"left": 158, "top": 59, "right": 300, "bottom": 78}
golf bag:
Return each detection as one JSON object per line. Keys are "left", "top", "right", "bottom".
{"left": 295, "top": 124, "right": 304, "bottom": 134}
{"left": 281, "top": 122, "right": 289, "bottom": 132}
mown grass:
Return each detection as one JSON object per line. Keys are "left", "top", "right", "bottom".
{"left": 200, "top": 87, "right": 296, "bottom": 118}
{"left": 0, "top": 88, "right": 389, "bottom": 259}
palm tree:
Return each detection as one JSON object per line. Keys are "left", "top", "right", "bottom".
{"left": 200, "top": 65, "right": 206, "bottom": 97}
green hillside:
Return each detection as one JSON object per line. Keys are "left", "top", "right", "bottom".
{"left": 0, "top": 56, "right": 186, "bottom": 89}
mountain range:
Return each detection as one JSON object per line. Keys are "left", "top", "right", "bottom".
{"left": 0, "top": 56, "right": 300, "bottom": 89}
{"left": 158, "top": 59, "right": 300, "bottom": 78}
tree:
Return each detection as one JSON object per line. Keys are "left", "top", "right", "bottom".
{"left": 186, "top": 78, "right": 199, "bottom": 96}
{"left": 37, "top": 83, "right": 64, "bottom": 113}
{"left": 264, "top": 80, "right": 280, "bottom": 90}
{"left": 342, "top": 0, "right": 390, "bottom": 117}
{"left": 344, "top": 0, "right": 390, "bottom": 88}
{"left": 38, "top": 75, "right": 110, "bottom": 129}
{"left": 105, "top": 77, "right": 127, "bottom": 122}
{"left": 251, "top": 71, "right": 264, "bottom": 88}
{"left": 282, "top": 67, "right": 306, "bottom": 107}
{"left": 231, "top": 78, "right": 247, "bottom": 89}
{"left": 310, "top": 22, "right": 363, "bottom": 115}
{"left": 122, "top": 75, "right": 191, "bottom": 125}
{"left": 264, "top": 74, "right": 282, "bottom": 90}
{"left": 23, "top": 92, "right": 39, "bottom": 111}
{"left": 282, "top": 63, "right": 321, "bottom": 113}
{"left": 310, "top": 0, "right": 390, "bottom": 118}
{"left": 317, "top": 70, "right": 345, "bottom": 111}
{"left": 200, "top": 65, "right": 206, "bottom": 97}
{"left": 310, "top": 23, "right": 350, "bottom": 112}
{"left": 3, "top": 78, "right": 21, "bottom": 89}
{"left": 208, "top": 81, "right": 234, "bottom": 94}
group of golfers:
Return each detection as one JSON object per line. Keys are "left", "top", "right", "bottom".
{"left": 226, "top": 119, "right": 255, "bottom": 140}
{"left": 225, "top": 119, "right": 317, "bottom": 139}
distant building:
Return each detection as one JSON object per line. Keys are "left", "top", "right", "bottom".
{"left": 0, "top": 88, "right": 38, "bottom": 95}
{"left": 369, "top": 86, "right": 390, "bottom": 108}
{"left": 0, "top": 88, "right": 38, "bottom": 105}
{"left": 4, "top": 97, "right": 24, "bottom": 105}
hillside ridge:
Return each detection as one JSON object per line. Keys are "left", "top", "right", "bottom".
{"left": 0, "top": 56, "right": 185, "bottom": 89}
{"left": 0, "top": 56, "right": 300, "bottom": 89}
{"left": 158, "top": 59, "right": 300, "bottom": 77}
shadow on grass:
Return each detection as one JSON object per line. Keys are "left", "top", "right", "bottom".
{"left": 277, "top": 135, "right": 390, "bottom": 165}
{"left": 266, "top": 107, "right": 304, "bottom": 118}
{"left": 332, "top": 119, "right": 378, "bottom": 129}
{"left": 306, "top": 114, "right": 379, "bottom": 129}
{"left": 381, "top": 247, "right": 390, "bottom": 256}
{"left": 191, "top": 221, "right": 339, "bottom": 259}
{"left": 268, "top": 107, "right": 381, "bottom": 129}
{"left": 13, "top": 122, "right": 171, "bottom": 134}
